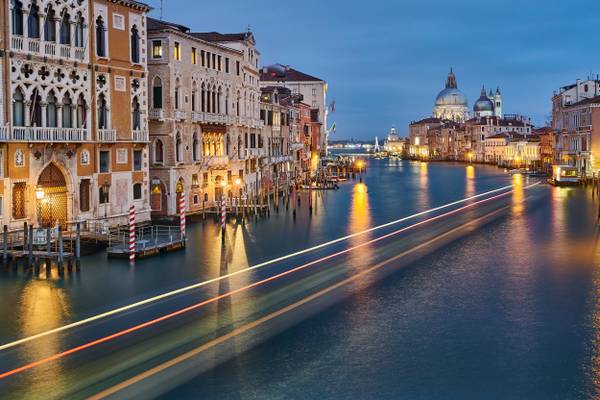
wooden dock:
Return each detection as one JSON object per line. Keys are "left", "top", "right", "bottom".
{"left": 106, "top": 225, "right": 186, "bottom": 259}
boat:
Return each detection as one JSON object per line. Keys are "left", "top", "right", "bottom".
{"left": 547, "top": 165, "right": 579, "bottom": 186}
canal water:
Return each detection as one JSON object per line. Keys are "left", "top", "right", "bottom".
{"left": 0, "top": 156, "right": 599, "bottom": 398}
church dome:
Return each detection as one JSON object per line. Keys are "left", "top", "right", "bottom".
{"left": 434, "top": 68, "right": 468, "bottom": 107}
{"left": 435, "top": 88, "right": 468, "bottom": 107}
{"left": 473, "top": 86, "right": 494, "bottom": 112}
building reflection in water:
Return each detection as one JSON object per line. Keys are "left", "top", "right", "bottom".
{"left": 347, "top": 182, "right": 375, "bottom": 283}
{"left": 418, "top": 162, "right": 430, "bottom": 210}
{"left": 511, "top": 173, "right": 524, "bottom": 214}
{"left": 19, "top": 281, "right": 70, "bottom": 394}
{"left": 465, "top": 165, "right": 475, "bottom": 198}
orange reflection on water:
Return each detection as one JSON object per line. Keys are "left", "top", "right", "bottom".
{"left": 418, "top": 162, "right": 430, "bottom": 210}
{"left": 465, "top": 165, "right": 475, "bottom": 198}
{"left": 347, "top": 183, "right": 374, "bottom": 271}
{"left": 512, "top": 174, "right": 524, "bottom": 214}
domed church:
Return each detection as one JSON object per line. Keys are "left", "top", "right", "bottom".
{"left": 432, "top": 69, "right": 503, "bottom": 121}
{"left": 433, "top": 68, "right": 469, "bottom": 122}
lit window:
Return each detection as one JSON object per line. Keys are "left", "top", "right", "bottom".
{"left": 191, "top": 47, "right": 196, "bottom": 64}
{"left": 174, "top": 42, "right": 181, "bottom": 61}
{"left": 152, "top": 40, "right": 162, "bottom": 58}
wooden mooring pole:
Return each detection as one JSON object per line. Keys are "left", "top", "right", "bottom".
{"left": 75, "top": 222, "right": 81, "bottom": 270}
{"left": 3, "top": 225, "right": 8, "bottom": 267}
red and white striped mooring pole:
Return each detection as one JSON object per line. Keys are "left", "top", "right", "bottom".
{"left": 220, "top": 197, "right": 226, "bottom": 231}
{"left": 179, "top": 192, "right": 186, "bottom": 239}
{"left": 129, "top": 205, "right": 136, "bottom": 262}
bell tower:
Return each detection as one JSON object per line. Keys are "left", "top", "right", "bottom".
{"left": 494, "top": 87, "right": 502, "bottom": 118}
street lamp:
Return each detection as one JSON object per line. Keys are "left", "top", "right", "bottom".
{"left": 35, "top": 186, "right": 45, "bottom": 226}
{"left": 356, "top": 159, "right": 365, "bottom": 183}
{"left": 468, "top": 151, "right": 473, "bottom": 164}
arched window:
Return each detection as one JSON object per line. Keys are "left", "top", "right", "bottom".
{"left": 97, "top": 94, "right": 107, "bottom": 129}
{"left": 201, "top": 83, "right": 206, "bottom": 112}
{"left": 236, "top": 91, "right": 240, "bottom": 116}
{"left": 176, "top": 133, "right": 183, "bottom": 163}
{"left": 12, "top": 0, "right": 23, "bottom": 36}
{"left": 217, "top": 87, "right": 222, "bottom": 114}
{"left": 44, "top": 7, "right": 56, "bottom": 42}
{"left": 132, "top": 96, "right": 141, "bottom": 130}
{"left": 191, "top": 82, "right": 197, "bottom": 112}
{"left": 174, "top": 79, "right": 181, "bottom": 109}
{"left": 12, "top": 88, "right": 24, "bottom": 126}
{"left": 225, "top": 89, "right": 230, "bottom": 115}
{"left": 95, "top": 16, "right": 106, "bottom": 57}
{"left": 30, "top": 90, "right": 42, "bottom": 127}
{"left": 192, "top": 132, "right": 200, "bottom": 161}
{"left": 76, "top": 95, "right": 86, "bottom": 128}
{"left": 27, "top": 1, "right": 40, "bottom": 38}
{"left": 74, "top": 14, "right": 85, "bottom": 47}
{"left": 60, "top": 13, "right": 70, "bottom": 44}
{"left": 152, "top": 76, "right": 162, "bottom": 109}
{"left": 62, "top": 93, "right": 72, "bottom": 128}
{"left": 154, "top": 139, "right": 164, "bottom": 163}
{"left": 46, "top": 91, "right": 58, "bottom": 127}
{"left": 130, "top": 25, "right": 140, "bottom": 63}
{"left": 211, "top": 85, "right": 217, "bottom": 113}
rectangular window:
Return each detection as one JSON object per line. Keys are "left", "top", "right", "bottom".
{"left": 80, "top": 179, "right": 90, "bottom": 212}
{"left": 99, "top": 150, "right": 109, "bottom": 173}
{"left": 207, "top": 52, "right": 211, "bottom": 68}
{"left": 237, "top": 61, "right": 240, "bottom": 75}
{"left": 212, "top": 53, "right": 216, "bottom": 69}
{"left": 152, "top": 40, "right": 162, "bottom": 58}
{"left": 174, "top": 42, "right": 181, "bottom": 61}
{"left": 99, "top": 185, "right": 110, "bottom": 204}
{"left": 133, "top": 183, "right": 142, "bottom": 200}
{"left": 133, "top": 150, "right": 142, "bottom": 171}
{"left": 191, "top": 47, "right": 197, "bottom": 64}
{"left": 192, "top": 174, "right": 199, "bottom": 187}
{"left": 201, "top": 50, "right": 205, "bottom": 66}
{"left": 225, "top": 58, "right": 229, "bottom": 73}
{"left": 218, "top": 55, "right": 221, "bottom": 71}
{"left": 12, "top": 182, "right": 26, "bottom": 219}
{"left": 153, "top": 85, "right": 163, "bottom": 109}
{"left": 116, "top": 148, "right": 128, "bottom": 164}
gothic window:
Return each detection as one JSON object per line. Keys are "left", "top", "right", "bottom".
{"left": 154, "top": 139, "right": 164, "bottom": 163}
{"left": 174, "top": 79, "right": 181, "bottom": 109}
{"left": 193, "top": 132, "right": 199, "bottom": 161}
{"left": 176, "top": 133, "right": 183, "bottom": 163}
{"left": 191, "top": 82, "right": 197, "bottom": 112}
{"left": 217, "top": 87, "right": 222, "bottom": 114}
{"left": 30, "top": 90, "right": 42, "bottom": 127}
{"left": 95, "top": 16, "right": 106, "bottom": 57}
{"left": 44, "top": 7, "right": 56, "bottom": 41}
{"left": 132, "top": 96, "right": 141, "bottom": 130}
{"left": 152, "top": 76, "right": 162, "bottom": 109}
{"left": 62, "top": 94, "right": 73, "bottom": 128}
{"left": 60, "top": 13, "right": 71, "bottom": 45}
{"left": 76, "top": 95, "right": 87, "bottom": 128}
{"left": 12, "top": 0, "right": 23, "bottom": 35}
{"left": 130, "top": 25, "right": 140, "bottom": 63}
{"left": 74, "top": 14, "right": 85, "bottom": 47}
{"left": 27, "top": 1, "right": 40, "bottom": 38}
{"left": 13, "top": 88, "right": 24, "bottom": 126}
{"left": 97, "top": 94, "right": 107, "bottom": 129}
{"left": 47, "top": 92, "right": 58, "bottom": 127}
{"left": 201, "top": 83, "right": 206, "bottom": 112}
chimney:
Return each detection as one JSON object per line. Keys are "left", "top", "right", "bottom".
{"left": 576, "top": 78, "right": 581, "bottom": 102}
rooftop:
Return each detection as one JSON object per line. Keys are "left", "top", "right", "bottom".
{"left": 260, "top": 64, "right": 324, "bottom": 82}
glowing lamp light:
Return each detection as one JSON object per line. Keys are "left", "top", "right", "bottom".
{"left": 220, "top": 181, "right": 227, "bottom": 188}
{"left": 35, "top": 187, "right": 45, "bottom": 200}
{"left": 234, "top": 178, "right": 242, "bottom": 186}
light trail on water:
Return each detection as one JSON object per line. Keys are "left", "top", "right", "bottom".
{"left": 0, "top": 181, "right": 540, "bottom": 380}
{"left": 0, "top": 184, "right": 518, "bottom": 353}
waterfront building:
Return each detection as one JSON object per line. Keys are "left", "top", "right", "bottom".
{"left": 473, "top": 86, "right": 502, "bottom": 118}
{"left": 297, "top": 101, "right": 313, "bottom": 179}
{"left": 535, "top": 126, "right": 554, "bottom": 172}
{"left": 506, "top": 134, "right": 540, "bottom": 169}
{"left": 551, "top": 79, "right": 600, "bottom": 176}
{"left": 408, "top": 117, "right": 441, "bottom": 158}
{"left": 260, "top": 64, "right": 328, "bottom": 157}
{"left": 146, "top": 18, "right": 261, "bottom": 216}
{"left": 0, "top": 0, "right": 152, "bottom": 230}
{"left": 484, "top": 133, "right": 510, "bottom": 164}
{"left": 258, "top": 86, "right": 303, "bottom": 193}
{"left": 383, "top": 126, "right": 404, "bottom": 154}
{"left": 465, "top": 115, "right": 533, "bottom": 163}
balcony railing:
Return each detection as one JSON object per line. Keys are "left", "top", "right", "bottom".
{"left": 206, "top": 155, "right": 230, "bottom": 168}
{"left": 174, "top": 110, "right": 186, "bottom": 121}
{"left": 290, "top": 143, "right": 304, "bottom": 151}
{"left": 192, "top": 112, "right": 234, "bottom": 125}
{"left": 3, "top": 126, "right": 90, "bottom": 142}
{"left": 238, "top": 116, "right": 261, "bottom": 128}
{"left": 132, "top": 130, "right": 149, "bottom": 142}
{"left": 11, "top": 35, "right": 86, "bottom": 62}
{"left": 149, "top": 109, "right": 165, "bottom": 120}
{"left": 97, "top": 129, "right": 117, "bottom": 142}
{"left": 245, "top": 148, "right": 266, "bottom": 158}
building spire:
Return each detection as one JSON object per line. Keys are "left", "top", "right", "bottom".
{"left": 446, "top": 67, "right": 457, "bottom": 89}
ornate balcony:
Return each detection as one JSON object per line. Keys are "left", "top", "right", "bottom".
{"left": 149, "top": 109, "right": 165, "bottom": 120}
{"left": 132, "top": 130, "right": 149, "bottom": 142}
{"left": 97, "top": 129, "right": 117, "bottom": 143}
{"left": 206, "top": 155, "right": 230, "bottom": 169}
{"left": 11, "top": 35, "right": 86, "bottom": 62}
{"left": 174, "top": 109, "right": 186, "bottom": 121}
{"left": 1, "top": 126, "right": 90, "bottom": 142}
{"left": 245, "top": 148, "right": 266, "bottom": 158}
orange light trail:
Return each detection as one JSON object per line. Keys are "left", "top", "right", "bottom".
{"left": 0, "top": 185, "right": 531, "bottom": 380}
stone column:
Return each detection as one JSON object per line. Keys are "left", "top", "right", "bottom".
{"left": 39, "top": 13, "right": 46, "bottom": 41}
{"left": 24, "top": 101, "right": 31, "bottom": 126}
{"left": 57, "top": 104, "right": 63, "bottom": 127}
{"left": 40, "top": 102, "right": 47, "bottom": 127}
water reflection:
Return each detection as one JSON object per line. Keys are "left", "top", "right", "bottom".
{"left": 19, "top": 281, "right": 70, "bottom": 394}
{"left": 511, "top": 174, "right": 524, "bottom": 214}
{"left": 465, "top": 165, "right": 475, "bottom": 198}
{"left": 418, "top": 162, "right": 430, "bottom": 209}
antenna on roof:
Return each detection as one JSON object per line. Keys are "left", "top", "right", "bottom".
{"left": 160, "top": 0, "right": 164, "bottom": 20}
{"left": 246, "top": 24, "right": 251, "bottom": 33}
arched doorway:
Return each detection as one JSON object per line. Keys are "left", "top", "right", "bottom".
{"left": 37, "top": 163, "right": 68, "bottom": 227}
{"left": 150, "top": 177, "right": 167, "bottom": 217}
